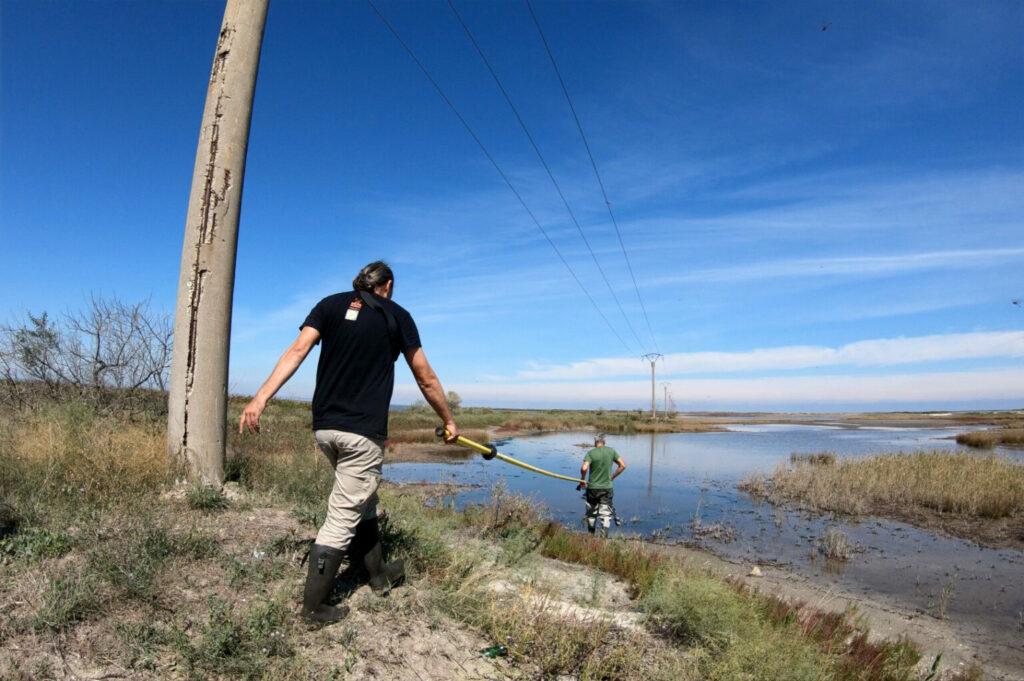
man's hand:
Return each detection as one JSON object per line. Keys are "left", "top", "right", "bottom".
{"left": 443, "top": 420, "right": 460, "bottom": 444}
{"left": 238, "top": 397, "right": 267, "bottom": 434}
{"left": 238, "top": 328, "right": 319, "bottom": 436}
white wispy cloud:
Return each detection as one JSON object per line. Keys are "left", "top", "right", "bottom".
{"left": 516, "top": 331, "right": 1024, "bottom": 380}
{"left": 392, "top": 368, "right": 1024, "bottom": 409}
{"left": 650, "top": 248, "right": 1024, "bottom": 286}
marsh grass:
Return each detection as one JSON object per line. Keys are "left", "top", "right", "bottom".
{"left": 540, "top": 525, "right": 664, "bottom": 596}
{"left": 791, "top": 452, "right": 837, "bottom": 465}
{"left": 746, "top": 451, "right": 1024, "bottom": 519}
{"left": 818, "top": 527, "right": 852, "bottom": 561}
{"left": 384, "top": 400, "right": 717, "bottom": 435}
{"left": 956, "top": 428, "right": 1024, "bottom": 449}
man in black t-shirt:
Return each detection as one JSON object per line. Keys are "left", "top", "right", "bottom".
{"left": 239, "top": 261, "right": 460, "bottom": 624}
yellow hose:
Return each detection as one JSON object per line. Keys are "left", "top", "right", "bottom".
{"left": 435, "top": 428, "right": 585, "bottom": 484}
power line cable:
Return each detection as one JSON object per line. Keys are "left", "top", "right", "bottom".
{"left": 525, "top": 0, "right": 660, "bottom": 353}
{"left": 366, "top": 0, "right": 634, "bottom": 354}
{"left": 447, "top": 0, "right": 648, "bottom": 354}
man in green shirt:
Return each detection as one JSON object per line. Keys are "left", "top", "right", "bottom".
{"left": 580, "top": 434, "right": 627, "bottom": 536}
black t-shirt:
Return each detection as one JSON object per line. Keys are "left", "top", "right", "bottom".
{"left": 300, "top": 291, "right": 421, "bottom": 440}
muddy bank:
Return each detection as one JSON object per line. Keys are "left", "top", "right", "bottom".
{"left": 825, "top": 504, "right": 1024, "bottom": 551}
{"left": 649, "top": 540, "right": 1023, "bottom": 681}
{"left": 384, "top": 441, "right": 476, "bottom": 464}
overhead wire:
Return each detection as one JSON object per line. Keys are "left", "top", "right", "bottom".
{"left": 447, "top": 0, "right": 649, "bottom": 354}
{"left": 525, "top": 0, "right": 661, "bottom": 354}
{"left": 366, "top": 0, "right": 635, "bottom": 354}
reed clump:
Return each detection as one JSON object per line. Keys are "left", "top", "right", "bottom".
{"left": 791, "top": 452, "right": 837, "bottom": 465}
{"left": 956, "top": 428, "right": 1024, "bottom": 449}
{"left": 818, "top": 527, "right": 852, "bottom": 561}
{"left": 746, "top": 451, "right": 1024, "bottom": 519}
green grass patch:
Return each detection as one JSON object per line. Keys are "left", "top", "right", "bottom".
{"left": 172, "top": 596, "right": 294, "bottom": 680}
{"left": 186, "top": 484, "right": 229, "bottom": 512}
{"left": 0, "top": 527, "right": 72, "bottom": 564}
{"left": 32, "top": 567, "right": 103, "bottom": 633}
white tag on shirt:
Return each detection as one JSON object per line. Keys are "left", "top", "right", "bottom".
{"left": 345, "top": 307, "right": 359, "bottom": 321}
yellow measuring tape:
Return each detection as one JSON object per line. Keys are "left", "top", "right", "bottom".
{"left": 434, "top": 427, "right": 585, "bottom": 485}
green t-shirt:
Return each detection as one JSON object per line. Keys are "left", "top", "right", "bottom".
{"left": 584, "top": 446, "right": 621, "bottom": 490}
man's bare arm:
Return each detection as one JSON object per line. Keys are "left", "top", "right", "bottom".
{"left": 611, "top": 457, "right": 627, "bottom": 481}
{"left": 404, "top": 347, "right": 459, "bottom": 442}
{"left": 579, "top": 460, "right": 590, "bottom": 488}
{"left": 239, "top": 326, "right": 320, "bottom": 434}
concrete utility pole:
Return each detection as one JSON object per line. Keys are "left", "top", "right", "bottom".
{"left": 641, "top": 353, "right": 662, "bottom": 419}
{"left": 168, "top": 0, "right": 269, "bottom": 486}
{"left": 662, "top": 382, "right": 671, "bottom": 415}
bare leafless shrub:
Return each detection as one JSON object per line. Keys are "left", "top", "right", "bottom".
{"left": 0, "top": 296, "right": 171, "bottom": 416}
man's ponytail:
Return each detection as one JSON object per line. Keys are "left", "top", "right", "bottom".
{"left": 352, "top": 261, "right": 394, "bottom": 292}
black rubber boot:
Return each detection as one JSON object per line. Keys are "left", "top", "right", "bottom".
{"left": 301, "top": 544, "right": 349, "bottom": 624}
{"left": 356, "top": 517, "right": 405, "bottom": 596}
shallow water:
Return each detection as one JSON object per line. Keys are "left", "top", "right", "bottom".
{"left": 385, "top": 425, "right": 1024, "bottom": 641}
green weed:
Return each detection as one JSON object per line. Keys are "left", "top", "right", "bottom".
{"left": 0, "top": 528, "right": 71, "bottom": 563}
{"left": 32, "top": 567, "right": 102, "bottom": 632}
{"left": 186, "top": 485, "right": 229, "bottom": 512}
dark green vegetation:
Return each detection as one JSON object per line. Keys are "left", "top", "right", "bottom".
{"left": 0, "top": 396, "right": 982, "bottom": 680}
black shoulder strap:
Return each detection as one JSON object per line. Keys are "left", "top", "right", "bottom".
{"left": 358, "top": 290, "right": 401, "bottom": 362}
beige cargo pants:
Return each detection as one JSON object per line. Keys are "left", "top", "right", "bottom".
{"left": 313, "top": 430, "right": 384, "bottom": 551}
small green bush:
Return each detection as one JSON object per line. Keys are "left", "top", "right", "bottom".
{"left": 642, "top": 570, "right": 747, "bottom": 649}
{"left": 0, "top": 528, "right": 72, "bottom": 563}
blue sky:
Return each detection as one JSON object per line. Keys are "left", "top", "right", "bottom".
{"left": 2, "top": 0, "right": 1022, "bottom": 410}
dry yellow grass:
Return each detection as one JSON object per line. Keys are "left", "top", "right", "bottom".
{"left": 956, "top": 428, "right": 1024, "bottom": 448}
{"left": 747, "top": 451, "right": 1024, "bottom": 519}
{"left": 0, "top": 404, "right": 170, "bottom": 512}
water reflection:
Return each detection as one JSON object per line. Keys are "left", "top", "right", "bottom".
{"left": 647, "top": 432, "right": 654, "bottom": 496}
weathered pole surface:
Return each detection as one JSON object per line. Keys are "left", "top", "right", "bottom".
{"left": 168, "top": 0, "right": 269, "bottom": 486}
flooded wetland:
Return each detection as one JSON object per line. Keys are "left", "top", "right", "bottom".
{"left": 387, "top": 423, "right": 1024, "bottom": 676}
